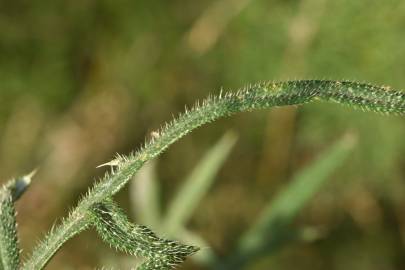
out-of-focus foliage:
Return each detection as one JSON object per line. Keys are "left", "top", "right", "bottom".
{"left": 0, "top": 0, "right": 404, "bottom": 269}
{"left": 128, "top": 132, "right": 236, "bottom": 269}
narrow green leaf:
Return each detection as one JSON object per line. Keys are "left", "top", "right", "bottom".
{"left": 130, "top": 160, "right": 161, "bottom": 230}
{"left": 164, "top": 131, "right": 237, "bottom": 235}
{"left": 89, "top": 199, "right": 199, "bottom": 270}
{"left": 236, "top": 134, "right": 356, "bottom": 262}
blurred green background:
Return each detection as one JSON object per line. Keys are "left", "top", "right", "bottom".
{"left": 0, "top": 0, "right": 405, "bottom": 269}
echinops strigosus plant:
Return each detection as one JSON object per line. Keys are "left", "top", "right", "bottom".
{"left": 1, "top": 80, "right": 404, "bottom": 270}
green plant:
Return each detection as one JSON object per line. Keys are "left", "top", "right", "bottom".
{"left": 222, "top": 134, "right": 356, "bottom": 269}
{"left": 129, "top": 131, "right": 354, "bottom": 270}
{"left": 128, "top": 131, "right": 237, "bottom": 268}
{"left": 1, "top": 80, "right": 404, "bottom": 270}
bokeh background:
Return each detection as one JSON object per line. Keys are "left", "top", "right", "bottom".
{"left": 1, "top": 0, "right": 405, "bottom": 269}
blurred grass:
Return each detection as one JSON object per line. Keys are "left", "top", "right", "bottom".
{"left": 231, "top": 134, "right": 356, "bottom": 269}
{"left": 163, "top": 131, "right": 237, "bottom": 236}
{"left": 0, "top": 0, "right": 405, "bottom": 269}
{"left": 131, "top": 132, "right": 237, "bottom": 268}
{"left": 131, "top": 160, "right": 161, "bottom": 231}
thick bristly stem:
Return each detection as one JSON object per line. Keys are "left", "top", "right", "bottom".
{"left": 22, "top": 80, "right": 405, "bottom": 270}
{"left": 0, "top": 190, "right": 20, "bottom": 270}
{"left": 0, "top": 173, "right": 34, "bottom": 270}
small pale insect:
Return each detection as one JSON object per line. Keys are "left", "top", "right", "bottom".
{"left": 96, "top": 159, "right": 121, "bottom": 168}
{"left": 96, "top": 158, "right": 124, "bottom": 173}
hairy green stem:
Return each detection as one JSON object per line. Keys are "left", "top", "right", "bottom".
{"left": 23, "top": 212, "right": 89, "bottom": 270}
{"left": 88, "top": 80, "right": 404, "bottom": 203}
{"left": 0, "top": 173, "right": 34, "bottom": 270}
{"left": 23, "top": 80, "right": 405, "bottom": 269}
{"left": 0, "top": 189, "right": 20, "bottom": 270}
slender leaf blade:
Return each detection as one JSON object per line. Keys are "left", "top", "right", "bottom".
{"left": 164, "top": 131, "right": 238, "bottom": 235}
{"left": 238, "top": 134, "right": 356, "bottom": 258}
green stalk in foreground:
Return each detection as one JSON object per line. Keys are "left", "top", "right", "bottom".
{"left": 17, "top": 80, "right": 404, "bottom": 269}
{"left": 0, "top": 173, "right": 34, "bottom": 270}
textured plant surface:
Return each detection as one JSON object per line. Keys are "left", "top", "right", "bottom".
{"left": 0, "top": 173, "right": 34, "bottom": 270}
{"left": 0, "top": 80, "right": 404, "bottom": 270}
{"left": 90, "top": 199, "right": 199, "bottom": 269}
